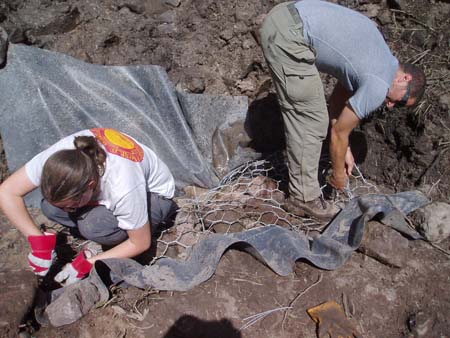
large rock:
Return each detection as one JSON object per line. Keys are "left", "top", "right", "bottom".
{"left": 359, "top": 221, "right": 409, "bottom": 268}
{"left": 412, "top": 202, "right": 450, "bottom": 243}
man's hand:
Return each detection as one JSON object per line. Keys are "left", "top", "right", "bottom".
{"left": 329, "top": 171, "right": 348, "bottom": 191}
{"left": 329, "top": 105, "right": 360, "bottom": 191}
{"left": 344, "top": 147, "right": 355, "bottom": 176}
{"left": 55, "top": 250, "right": 93, "bottom": 286}
{"left": 27, "top": 232, "right": 57, "bottom": 276}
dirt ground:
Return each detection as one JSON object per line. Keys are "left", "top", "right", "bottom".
{"left": 0, "top": 0, "right": 450, "bottom": 337}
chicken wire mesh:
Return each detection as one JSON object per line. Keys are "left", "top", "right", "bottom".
{"left": 153, "top": 153, "right": 379, "bottom": 263}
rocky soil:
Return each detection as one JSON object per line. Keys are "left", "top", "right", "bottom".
{"left": 0, "top": 0, "right": 449, "bottom": 337}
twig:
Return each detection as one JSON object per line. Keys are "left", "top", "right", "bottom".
{"left": 126, "top": 321, "right": 154, "bottom": 330}
{"left": 422, "top": 104, "right": 433, "bottom": 119}
{"left": 231, "top": 278, "right": 264, "bottom": 286}
{"left": 436, "top": 89, "right": 450, "bottom": 97}
{"left": 426, "top": 178, "right": 441, "bottom": 197}
{"left": 408, "top": 45, "right": 448, "bottom": 61}
{"left": 413, "top": 101, "right": 427, "bottom": 117}
{"left": 411, "top": 49, "right": 430, "bottom": 65}
{"left": 426, "top": 241, "right": 450, "bottom": 257}
{"left": 281, "top": 273, "right": 323, "bottom": 330}
{"left": 75, "top": 239, "right": 91, "bottom": 248}
{"left": 343, "top": 293, "right": 349, "bottom": 317}
{"left": 100, "top": 295, "right": 119, "bottom": 309}
{"left": 415, "top": 148, "right": 446, "bottom": 185}
{"left": 389, "top": 9, "right": 436, "bottom": 32}
{"left": 115, "top": 329, "right": 127, "bottom": 338}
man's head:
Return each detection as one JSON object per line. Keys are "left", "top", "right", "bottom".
{"left": 385, "top": 63, "right": 426, "bottom": 109}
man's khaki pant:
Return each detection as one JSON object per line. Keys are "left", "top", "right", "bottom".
{"left": 260, "top": 2, "right": 328, "bottom": 202}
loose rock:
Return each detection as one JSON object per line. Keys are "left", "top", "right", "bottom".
{"left": 411, "top": 202, "right": 450, "bottom": 243}
{"left": 163, "top": 0, "right": 181, "bottom": 8}
{"left": 117, "top": 2, "right": 145, "bottom": 14}
{"left": 242, "top": 38, "right": 256, "bottom": 49}
{"left": 158, "top": 10, "right": 177, "bottom": 24}
{"left": 219, "top": 29, "right": 234, "bottom": 42}
{"left": 359, "top": 221, "right": 409, "bottom": 268}
{"left": 186, "top": 77, "right": 206, "bottom": 93}
{"left": 439, "top": 93, "right": 450, "bottom": 111}
{"left": 361, "top": 4, "right": 381, "bottom": 18}
{"left": 377, "top": 9, "right": 393, "bottom": 25}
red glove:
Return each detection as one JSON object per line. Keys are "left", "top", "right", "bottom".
{"left": 54, "top": 250, "right": 93, "bottom": 286}
{"left": 27, "top": 232, "right": 57, "bottom": 276}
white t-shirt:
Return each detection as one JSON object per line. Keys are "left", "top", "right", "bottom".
{"left": 25, "top": 129, "right": 175, "bottom": 230}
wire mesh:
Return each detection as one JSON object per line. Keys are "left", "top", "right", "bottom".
{"left": 153, "top": 154, "right": 379, "bottom": 264}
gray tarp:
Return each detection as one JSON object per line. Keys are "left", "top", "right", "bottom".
{"left": 0, "top": 44, "right": 251, "bottom": 206}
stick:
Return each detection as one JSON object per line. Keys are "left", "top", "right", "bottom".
{"left": 426, "top": 178, "right": 441, "bottom": 197}
{"left": 231, "top": 278, "right": 264, "bottom": 286}
{"left": 427, "top": 241, "right": 450, "bottom": 257}
{"left": 416, "top": 148, "right": 446, "bottom": 185}
{"left": 389, "top": 9, "right": 436, "bottom": 32}
{"left": 412, "top": 49, "right": 431, "bottom": 65}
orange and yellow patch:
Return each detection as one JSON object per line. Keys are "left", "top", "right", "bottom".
{"left": 91, "top": 128, "right": 144, "bottom": 162}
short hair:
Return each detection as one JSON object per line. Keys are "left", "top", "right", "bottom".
{"left": 400, "top": 63, "right": 426, "bottom": 104}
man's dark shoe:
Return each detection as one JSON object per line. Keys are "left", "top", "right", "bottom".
{"left": 284, "top": 196, "right": 339, "bottom": 221}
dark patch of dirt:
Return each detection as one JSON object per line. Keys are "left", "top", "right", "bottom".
{"left": 1, "top": 0, "right": 450, "bottom": 337}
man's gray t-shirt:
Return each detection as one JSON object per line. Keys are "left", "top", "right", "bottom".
{"left": 295, "top": 0, "right": 399, "bottom": 119}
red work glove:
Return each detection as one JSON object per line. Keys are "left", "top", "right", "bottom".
{"left": 54, "top": 250, "right": 93, "bottom": 286}
{"left": 27, "top": 232, "right": 57, "bottom": 276}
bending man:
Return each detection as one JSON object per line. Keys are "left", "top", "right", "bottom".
{"left": 260, "top": 0, "right": 425, "bottom": 220}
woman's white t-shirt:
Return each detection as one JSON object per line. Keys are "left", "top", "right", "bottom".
{"left": 25, "top": 128, "right": 175, "bottom": 231}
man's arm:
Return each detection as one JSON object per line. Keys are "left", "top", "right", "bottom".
{"left": 329, "top": 104, "right": 360, "bottom": 190}
{"left": 328, "top": 82, "right": 357, "bottom": 176}
{"left": 328, "top": 82, "right": 353, "bottom": 121}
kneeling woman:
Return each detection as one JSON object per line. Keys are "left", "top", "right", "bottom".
{"left": 0, "top": 128, "right": 177, "bottom": 285}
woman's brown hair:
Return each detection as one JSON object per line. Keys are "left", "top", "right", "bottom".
{"left": 41, "top": 136, "right": 107, "bottom": 204}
